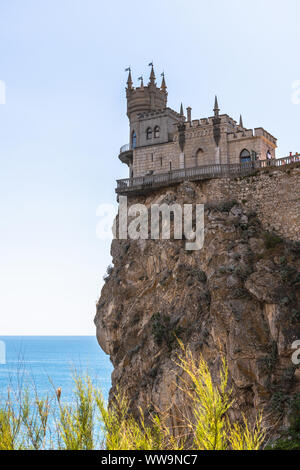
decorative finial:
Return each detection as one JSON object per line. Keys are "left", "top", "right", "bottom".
{"left": 160, "top": 72, "right": 167, "bottom": 93}
{"left": 125, "top": 66, "right": 133, "bottom": 90}
{"left": 148, "top": 62, "right": 156, "bottom": 85}
{"left": 138, "top": 76, "right": 144, "bottom": 88}
{"left": 239, "top": 114, "right": 243, "bottom": 128}
{"left": 214, "top": 95, "right": 220, "bottom": 116}
{"left": 180, "top": 102, "right": 184, "bottom": 116}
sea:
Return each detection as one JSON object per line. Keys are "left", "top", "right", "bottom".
{"left": 0, "top": 336, "right": 113, "bottom": 405}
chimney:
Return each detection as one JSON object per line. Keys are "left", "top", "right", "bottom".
{"left": 186, "top": 107, "right": 192, "bottom": 123}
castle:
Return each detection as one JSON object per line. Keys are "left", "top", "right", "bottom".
{"left": 118, "top": 64, "right": 277, "bottom": 181}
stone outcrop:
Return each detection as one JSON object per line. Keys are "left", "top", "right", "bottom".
{"left": 94, "top": 165, "right": 300, "bottom": 435}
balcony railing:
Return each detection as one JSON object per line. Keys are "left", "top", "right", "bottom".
{"left": 120, "top": 143, "right": 130, "bottom": 154}
{"left": 116, "top": 154, "right": 299, "bottom": 194}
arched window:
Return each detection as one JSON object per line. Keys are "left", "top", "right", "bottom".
{"left": 154, "top": 126, "right": 160, "bottom": 138}
{"left": 132, "top": 131, "right": 137, "bottom": 149}
{"left": 196, "top": 148, "right": 204, "bottom": 166}
{"left": 240, "top": 149, "right": 251, "bottom": 163}
{"left": 146, "top": 128, "right": 152, "bottom": 140}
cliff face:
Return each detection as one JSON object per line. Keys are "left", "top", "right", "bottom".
{"left": 95, "top": 165, "right": 300, "bottom": 432}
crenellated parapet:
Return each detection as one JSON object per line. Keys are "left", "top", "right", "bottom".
{"left": 126, "top": 65, "right": 168, "bottom": 121}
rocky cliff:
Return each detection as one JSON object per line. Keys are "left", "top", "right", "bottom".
{"left": 95, "top": 164, "right": 300, "bottom": 435}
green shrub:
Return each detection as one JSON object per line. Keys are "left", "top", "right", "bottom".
{"left": 267, "top": 437, "right": 300, "bottom": 450}
{"left": 289, "top": 393, "right": 300, "bottom": 433}
{"left": 151, "top": 313, "right": 183, "bottom": 350}
{"left": 266, "top": 394, "right": 300, "bottom": 450}
{"left": 0, "top": 349, "right": 267, "bottom": 451}
{"left": 206, "top": 200, "right": 238, "bottom": 213}
{"left": 263, "top": 232, "right": 283, "bottom": 249}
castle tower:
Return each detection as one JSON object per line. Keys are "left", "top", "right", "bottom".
{"left": 125, "top": 64, "right": 180, "bottom": 153}
{"left": 126, "top": 65, "right": 167, "bottom": 122}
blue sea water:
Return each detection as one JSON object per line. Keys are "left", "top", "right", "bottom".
{"left": 0, "top": 336, "right": 113, "bottom": 405}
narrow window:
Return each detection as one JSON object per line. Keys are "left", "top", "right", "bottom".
{"left": 160, "top": 157, "right": 163, "bottom": 167}
{"left": 169, "top": 161, "right": 172, "bottom": 171}
{"left": 196, "top": 148, "right": 204, "bottom": 166}
{"left": 146, "top": 127, "right": 152, "bottom": 140}
{"left": 151, "top": 153, "right": 154, "bottom": 162}
{"left": 154, "top": 126, "right": 160, "bottom": 138}
{"left": 132, "top": 131, "right": 137, "bottom": 149}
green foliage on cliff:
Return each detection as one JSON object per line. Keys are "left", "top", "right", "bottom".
{"left": 263, "top": 232, "right": 283, "bottom": 250}
{"left": 266, "top": 393, "right": 300, "bottom": 450}
{"left": 0, "top": 348, "right": 266, "bottom": 450}
{"left": 151, "top": 312, "right": 183, "bottom": 351}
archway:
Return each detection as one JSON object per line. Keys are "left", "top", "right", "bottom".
{"left": 196, "top": 148, "right": 204, "bottom": 166}
{"left": 240, "top": 149, "right": 251, "bottom": 163}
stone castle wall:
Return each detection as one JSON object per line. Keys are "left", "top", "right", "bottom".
{"left": 195, "top": 164, "right": 300, "bottom": 241}
{"left": 131, "top": 160, "right": 299, "bottom": 243}
{"left": 132, "top": 114, "right": 277, "bottom": 177}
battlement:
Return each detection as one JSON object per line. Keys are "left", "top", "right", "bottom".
{"left": 254, "top": 127, "right": 277, "bottom": 145}
{"left": 227, "top": 129, "right": 254, "bottom": 140}
{"left": 138, "top": 107, "right": 181, "bottom": 120}
{"left": 126, "top": 65, "right": 168, "bottom": 120}
{"left": 185, "top": 114, "right": 242, "bottom": 129}
{"left": 226, "top": 127, "right": 277, "bottom": 146}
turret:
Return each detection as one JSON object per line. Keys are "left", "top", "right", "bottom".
{"left": 126, "top": 67, "right": 133, "bottom": 91}
{"left": 160, "top": 72, "right": 167, "bottom": 95}
{"left": 180, "top": 102, "right": 184, "bottom": 117}
{"left": 214, "top": 95, "right": 220, "bottom": 117}
{"left": 126, "top": 64, "right": 168, "bottom": 122}
{"left": 213, "top": 95, "right": 221, "bottom": 149}
{"left": 239, "top": 114, "right": 244, "bottom": 128}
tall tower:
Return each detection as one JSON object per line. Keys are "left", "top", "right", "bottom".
{"left": 119, "top": 65, "right": 184, "bottom": 178}
{"left": 125, "top": 64, "right": 180, "bottom": 150}
{"left": 126, "top": 65, "right": 167, "bottom": 123}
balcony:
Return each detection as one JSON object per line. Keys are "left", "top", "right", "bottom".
{"left": 116, "top": 154, "right": 300, "bottom": 195}
{"left": 118, "top": 143, "right": 133, "bottom": 165}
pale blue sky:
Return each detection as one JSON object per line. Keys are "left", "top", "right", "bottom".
{"left": 0, "top": 0, "right": 299, "bottom": 334}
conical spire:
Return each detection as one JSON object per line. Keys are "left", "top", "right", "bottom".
{"left": 239, "top": 114, "right": 243, "bottom": 128}
{"left": 214, "top": 95, "right": 220, "bottom": 116}
{"left": 160, "top": 72, "right": 167, "bottom": 93}
{"left": 180, "top": 102, "right": 184, "bottom": 116}
{"left": 126, "top": 68, "right": 133, "bottom": 90}
{"left": 148, "top": 63, "right": 156, "bottom": 85}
